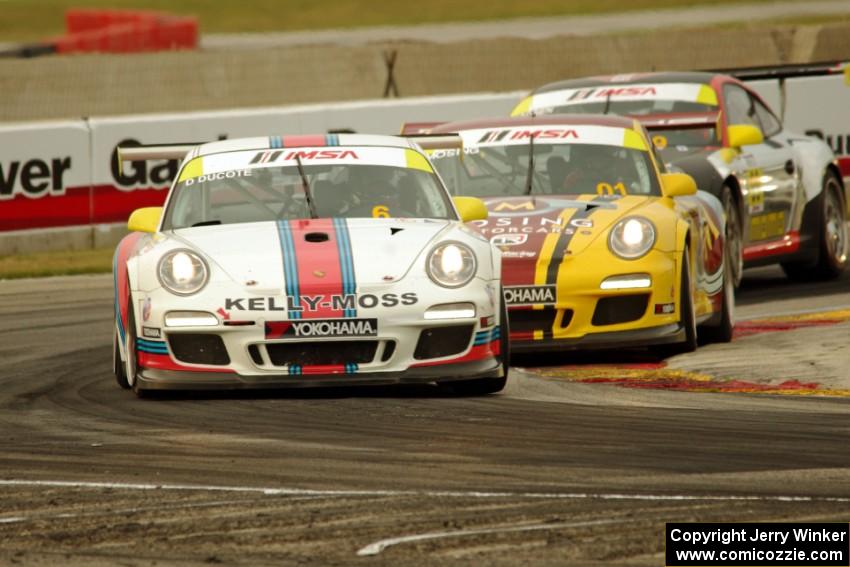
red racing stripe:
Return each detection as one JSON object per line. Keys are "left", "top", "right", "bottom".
{"left": 837, "top": 156, "right": 850, "bottom": 178}
{"left": 501, "top": 254, "right": 539, "bottom": 286}
{"left": 116, "top": 232, "right": 143, "bottom": 337}
{"left": 287, "top": 219, "right": 346, "bottom": 319}
{"left": 137, "top": 352, "right": 235, "bottom": 373}
{"left": 743, "top": 230, "right": 800, "bottom": 262}
{"left": 265, "top": 322, "right": 292, "bottom": 339}
{"left": 509, "top": 331, "right": 535, "bottom": 342}
{"left": 298, "top": 364, "right": 348, "bottom": 375}
{"left": 282, "top": 135, "right": 327, "bottom": 148}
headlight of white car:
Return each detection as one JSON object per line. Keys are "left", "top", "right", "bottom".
{"left": 157, "top": 249, "right": 209, "bottom": 295}
{"left": 608, "top": 216, "right": 656, "bottom": 260}
{"left": 427, "top": 241, "right": 477, "bottom": 288}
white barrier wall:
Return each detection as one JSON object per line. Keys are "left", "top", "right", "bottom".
{"left": 782, "top": 76, "right": 850, "bottom": 158}
{"left": 1, "top": 75, "right": 849, "bottom": 235}
{"left": 0, "top": 92, "right": 520, "bottom": 231}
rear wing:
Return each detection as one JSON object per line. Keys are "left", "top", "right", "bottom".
{"left": 116, "top": 143, "right": 199, "bottom": 176}
{"left": 403, "top": 133, "right": 463, "bottom": 151}
{"left": 709, "top": 60, "right": 848, "bottom": 82}
{"left": 399, "top": 121, "right": 446, "bottom": 135}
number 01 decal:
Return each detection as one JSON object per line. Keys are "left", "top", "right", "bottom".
{"left": 596, "top": 182, "right": 627, "bottom": 196}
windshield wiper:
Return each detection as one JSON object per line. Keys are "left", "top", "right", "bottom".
{"left": 294, "top": 154, "right": 318, "bottom": 219}
{"left": 523, "top": 132, "right": 535, "bottom": 195}
{"left": 603, "top": 91, "right": 612, "bottom": 114}
{"left": 191, "top": 220, "right": 221, "bottom": 227}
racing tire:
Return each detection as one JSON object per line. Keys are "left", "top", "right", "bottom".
{"left": 657, "top": 249, "right": 697, "bottom": 357}
{"left": 781, "top": 172, "right": 848, "bottom": 281}
{"left": 721, "top": 184, "right": 744, "bottom": 288}
{"left": 444, "top": 289, "right": 509, "bottom": 396}
{"left": 113, "top": 325, "right": 130, "bottom": 389}
{"left": 123, "top": 293, "right": 147, "bottom": 398}
{"left": 700, "top": 254, "right": 735, "bottom": 344}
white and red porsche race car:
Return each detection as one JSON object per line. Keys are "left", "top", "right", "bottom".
{"left": 514, "top": 71, "right": 849, "bottom": 286}
{"left": 112, "top": 134, "right": 508, "bottom": 396}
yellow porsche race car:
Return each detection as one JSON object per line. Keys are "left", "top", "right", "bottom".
{"left": 420, "top": 115, "right": 733, "bottom": 354}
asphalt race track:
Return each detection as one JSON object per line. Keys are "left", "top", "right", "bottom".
{"left": 1, "top": 270, "right": 849, "bottom": 566}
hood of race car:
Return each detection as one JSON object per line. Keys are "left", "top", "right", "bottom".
{"left": 172, "top": 218, "right": 451, "bottom": 292}
{"left": 472, "top": 195, "right": 650, "bottom": 286}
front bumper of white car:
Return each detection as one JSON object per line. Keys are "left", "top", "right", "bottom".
{"left": 128, "top": 280, "right": 503, "bottom": 390}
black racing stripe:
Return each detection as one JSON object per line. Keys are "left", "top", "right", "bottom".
{"left": 544, "top": 197, "right": 611, "bottom": 285}
{"left": 543, "top": 323, "right": 553, "bottom": 341}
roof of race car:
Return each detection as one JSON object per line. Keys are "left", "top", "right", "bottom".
{"left": 189, "top": 134, "right": 422, "bottom": 159}
{"left": 531, "top": 71, "right": 721, "bottom": 93}
{"left": 429, "top": 114, "right": 638, "bottom": 133}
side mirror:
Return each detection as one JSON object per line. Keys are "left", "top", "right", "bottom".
{"left": 727, "top": 124, "right": 764, "bottom": 148}
{"left": 127, "top": 207, "right": 162, "bottom": 233}
{"left": 660, "top": 173, "right": 697, "bottom": 198}
{"left": 453, "top": 196, "right": 488, "bottom": 222}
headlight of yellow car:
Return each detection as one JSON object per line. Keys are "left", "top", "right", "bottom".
{"left": 157, "top": 249, "right": 209, "bottom": 296}
{"left": 608, "top": 216, "right": 656, "bottom": 260}
{"left": 427, "top": 241, "right": 477, "bottom": 288}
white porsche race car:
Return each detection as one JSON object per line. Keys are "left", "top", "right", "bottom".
{"left": 113, "top": 134, "right": 508, "bottom": 396}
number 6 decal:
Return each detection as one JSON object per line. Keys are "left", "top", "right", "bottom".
{"left": 372, "top": 205, "right": 391, "bottom": 218}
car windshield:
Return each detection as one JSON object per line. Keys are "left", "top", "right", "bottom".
{"left": 163, "top": 148, "right": 453, "bottom": 229}
{"left": 528, "top": 83, "right": 717, "bottom": 117}
{"left": 431, "top": 131, "right": 661, "bottom": 198}
{"left": 650, "top": 127, "right": 720, "bottom": 149}
{"left": 546, "top": 100, "right": 715, "bottom": 116}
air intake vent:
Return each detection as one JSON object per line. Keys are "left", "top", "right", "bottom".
{"left": 381, "top": 341, "right": 396, "bottom": 362}
{"left": 592, "top": 294, "right": 650, "bottom": 326}
{"left": 266, "top": 341, "right": 377, "bottom": 366}
{"left": 248, "top": 344, "right": 263, "bottom": 365}
{"left": 508, "top": 308, "right": 557, "bottom": 333}
{"left": 168, "top": 334, "right": 230, "bottom": 365}
{"left": 305, "top": 232, "right": 329, "bottom": 243}
{"left": 414, "top": 325, "right": 474, "bottom": 360}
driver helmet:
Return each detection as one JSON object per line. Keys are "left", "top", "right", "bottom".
{"left": 571, "top": 144, "right": 612, "bottom": 178}
{"left": 347, "top": 166, "right": 399, "bottom": 205}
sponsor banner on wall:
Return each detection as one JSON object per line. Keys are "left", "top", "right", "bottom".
{"left": 0, "top": 93, "right": 519, "bottom": 232}
{"left": 1, "top": 76, "right": 849, "bottom": 234}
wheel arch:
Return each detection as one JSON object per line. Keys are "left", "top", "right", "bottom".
{"left": 721, "top": 175, "right": 746, "bottom": 224}
{"left": 113, "top": 232, "right": 145, "bottom": 355}
{"left": 674, "top": 225, "right": 692, "bottom": 294}
{"left": 824, "top": 163, "right": 848, "bottom": 216}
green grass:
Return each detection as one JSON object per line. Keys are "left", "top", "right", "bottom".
{"left": 0, "top": 0, "right": 793, "bottom": 43}
{"left": 0, "top": 247, "right": 113, "bottom": 279}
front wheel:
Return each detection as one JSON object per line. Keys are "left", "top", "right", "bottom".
{"left": 113, "top": 326, "right": 130, "bottom": 389}
{"left": 442, "top": 288, "right": 509, "bottom": 396}
{"left": 122, "top": 293, "right": 148, "bottom": 397}
{"left": 721, "top": 185, "right": 744, "bottom": 288}
{"left": 657, "top": 249, "right": 697, "bottom": 357}
{"left": 782, "top": 173, "right": 847, "bottom": 281}
{"left": 700, "top": 257, "right": 735, "bottom": 344}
